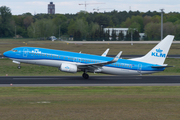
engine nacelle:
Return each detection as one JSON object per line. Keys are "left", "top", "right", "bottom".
{"left": 60, "top": 63, "right": 77, "bottom": 73}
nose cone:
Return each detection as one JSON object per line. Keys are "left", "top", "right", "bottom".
{"left": 3, "top": 51, "right": 11, "bottom": 57}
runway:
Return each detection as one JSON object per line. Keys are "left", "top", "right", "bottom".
{"left": 0, "top": 76, "right": 180, "bottom": 87}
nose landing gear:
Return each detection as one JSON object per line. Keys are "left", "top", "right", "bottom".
{"left": 17, "top": 64, "right": 21, "bottom": 69}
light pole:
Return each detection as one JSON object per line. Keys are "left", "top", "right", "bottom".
{"left": 15, "top": 25, "right": 16, "bottom": 39}
{"left": 160, "top": 9, "right": 164, "bottom": 40}
{"left": 59, "top": 25, "right": 60, "bottom": 39}
{"left": 131, "top": 31, "right": 133, "bottom": 45}
{"left": 101, "top": 25, "right": 103, "bottom": 40}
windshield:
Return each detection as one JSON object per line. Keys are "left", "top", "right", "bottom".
{"left": 11, "top": 49, "right": 17, "bottom": 52}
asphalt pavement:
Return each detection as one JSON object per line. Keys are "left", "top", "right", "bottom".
{"left": 0, "top": 76, "right": 180, "bottom": 87}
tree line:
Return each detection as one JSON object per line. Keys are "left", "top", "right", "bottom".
{"left": 1, "top": 6, "right": 180, "bottom": 40}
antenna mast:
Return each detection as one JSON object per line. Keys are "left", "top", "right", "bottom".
{"left": 79, "top": 1, "right": 105, "bottom": 12}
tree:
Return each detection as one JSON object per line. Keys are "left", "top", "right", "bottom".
{"left": 0, "top": 6, "right": 13, "bottom": 37}
{"left": 152, "top": 15, "right": 160, "bottom": 23}
{"left": 121, "top": 15, "right": 143, "bottom": 32}
{"left": 144, "top": 22, "right": 160, "bottom": 40}
{"left": 131, "top": 16, "right": 143, "bottom": 32}
{"left": 118, "top": 31, "right": 124, "bottom": 41}
{"left": 23, "top": 16, "right": 34, "bottom": 29}
{"left": 52, "top": 14, "right": 68, "bottom": 37}
{"left": 94, "top": 14, "right": 111, "bottom": 27}
{"left": 94, "top": 29, "right": 100, "bottom": 40}
{"left": 27, "top": 19, "right": 56, "bottom": 39}
{"left": 111, "top": 29, "right": 117, "bottom": 41}
{"left": 133, "top": 30, "right": 140, "bottom": 41}
{"left": 125, "top": 31, "right": 131, "bottom": 41}
{"left": 74, "top": 30, "right": 81, "bottom": 41}
{"left": 68, "top": 19, "right": 76, "bottom": 37}
{"left": 143, "top": 16, "right": 152, "bottom": 26}
{"left": 75, "top": 19, "right": 88, "bottom": 40}
{"left": 163, "top": 22, "right": 175, "bottom": 37}
{"left": 175, "top": 24, "right": 180, "bottom": 40}
{"left": 104, "top": 30, "right": 110, "bottom": 41}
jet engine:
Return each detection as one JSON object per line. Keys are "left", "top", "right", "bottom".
{"left": 60, "top": 63, "right": 77, "bottom": 73}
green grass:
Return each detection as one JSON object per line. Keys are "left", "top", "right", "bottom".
{"left": 1, "top": 86, "right": 180, "bottom": 120}
{"left": 0, "top": 39, "right": 180, "bottom": 55}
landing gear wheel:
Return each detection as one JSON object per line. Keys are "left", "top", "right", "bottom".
{"left": 82, "top": 73, "right": 89, "bottom": 79}
{"left": 17, "top": 66, "right": 21, "bottom": 69}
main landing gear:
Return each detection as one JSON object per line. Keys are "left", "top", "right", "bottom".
{"left": 82, "top": 72, "right": 89, "bottom": 79}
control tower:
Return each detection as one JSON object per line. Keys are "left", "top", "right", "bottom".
{"left": 48, "top": 2, "right": 55, "bottom": 14}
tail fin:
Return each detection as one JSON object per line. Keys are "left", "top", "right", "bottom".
{"left": 130, "top": 35, "right": 174, "bottom": 65}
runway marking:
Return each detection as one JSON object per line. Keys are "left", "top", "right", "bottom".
{"left": 95, "top": 77, "right": 142, "bottom": 80}
{"left": 13, "top": 78, "right": 61, "bottom": 80}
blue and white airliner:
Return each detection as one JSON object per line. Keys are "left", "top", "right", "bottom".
{"left": 3, "top": 35, "right": 174, "bottom": 79}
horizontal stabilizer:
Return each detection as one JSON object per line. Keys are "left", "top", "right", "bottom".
{"left": 151, "top": 66, "right": 174, "bottom": 68}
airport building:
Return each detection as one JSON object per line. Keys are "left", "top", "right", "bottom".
{"left": 104, "top": 28, "right": 145, "bottom": 40}
{"left": 48, "top": 2, "right": 55, "bottom": 14}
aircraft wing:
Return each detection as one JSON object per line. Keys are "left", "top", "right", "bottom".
{"left": 77, "top": 51, "right": 122, "bottom": 71}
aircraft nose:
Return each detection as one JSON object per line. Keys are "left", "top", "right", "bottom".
{"left": 3, "top": 51, "right": 11, "bottom": 57}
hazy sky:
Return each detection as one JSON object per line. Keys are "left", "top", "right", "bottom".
{"left": 1, "top": 0, "right": 180, "bottom": 15}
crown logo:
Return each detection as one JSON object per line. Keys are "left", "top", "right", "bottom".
{"left": 65, "top": 66, "right": 70, "bottom": 69}
{"left": 156, "top": 48, "right": 163, "bottom": 53}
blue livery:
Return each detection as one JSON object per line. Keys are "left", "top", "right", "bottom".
{"left": 3, "top": 35, "right": 174, "bottom": 79}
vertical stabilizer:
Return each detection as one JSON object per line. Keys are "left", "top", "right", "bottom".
{"left": 130, "top": 35, "right": 174, "bottom": 65}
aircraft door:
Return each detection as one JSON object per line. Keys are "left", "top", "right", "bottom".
{"left": 137, "top": 64, "right": 142, "bottom": 74}
{"left": 23, "top": 48, "right": 28, "bottom": 57}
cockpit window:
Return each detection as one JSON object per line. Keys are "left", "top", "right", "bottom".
{"left": 11, "top": 49, "right": 17, "bottom": 52}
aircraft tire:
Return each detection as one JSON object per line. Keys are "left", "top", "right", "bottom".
{"left": 82, "top": 73, "right": 89, "bottom": 79}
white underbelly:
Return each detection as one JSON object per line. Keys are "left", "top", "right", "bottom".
{"left": 101, "top": 66, "right": 158, "bottom": 75}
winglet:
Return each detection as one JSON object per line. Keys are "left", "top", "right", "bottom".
{"left": 112, "top": 51, "right": 122, "bottom": 62}
{"left": 101, "top": 48, "right": 110, "bottom": 57}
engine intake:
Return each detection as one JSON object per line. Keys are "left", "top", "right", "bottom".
{"left": 60, "top": 63, "right": 77, "bottom": 73}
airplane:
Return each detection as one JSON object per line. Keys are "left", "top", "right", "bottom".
{"left": 3, "top": 35, "right": 174, "bottom": 79}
